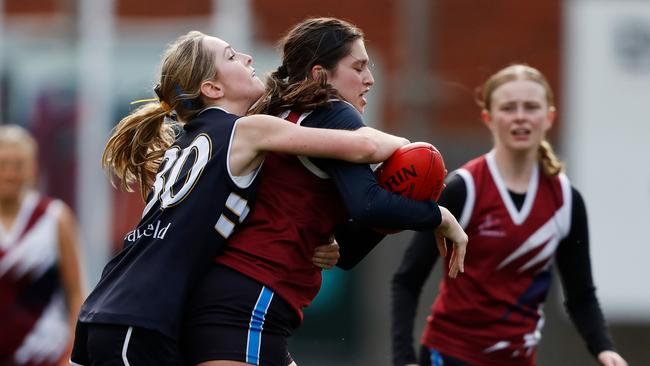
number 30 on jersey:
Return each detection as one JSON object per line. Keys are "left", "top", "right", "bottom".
{"left": 142, "top": 134, "right": 212, "bottom": 217}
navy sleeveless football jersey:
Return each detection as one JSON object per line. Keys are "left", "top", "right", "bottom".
{"left": 78, "top": 107, "right": 259, "bottom": 339}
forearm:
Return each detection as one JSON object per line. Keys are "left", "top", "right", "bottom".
{"left": 351, "top": 187, "right": 441, "bottom": 230}
{"left": 391, "top": 231, "right": 438, "bottom": 365}
{"left": 391, "top": 279, "right": 420, "bottom": 365}
{"left": 557, "top": 188, "right": 615, "bottom": 357}
{"left": 356, "top": 127, "right": 409, "bottom": 163}
{"left": 565, "top": 294, "right": 615, "bottom": 356}
{"left": 235, "top": 115, "right": 380, "bottom": 165}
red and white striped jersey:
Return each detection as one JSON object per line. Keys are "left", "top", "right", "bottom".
{"left": 0, "top": 191, "right": 70, "bottom": 366}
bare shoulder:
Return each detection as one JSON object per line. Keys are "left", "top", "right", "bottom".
{"left": 54, "top": 200, "right": 78, "bottom": 230}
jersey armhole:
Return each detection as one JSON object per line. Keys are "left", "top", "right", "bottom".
{"left": 279, "top": 110, "right": 330, "bottom": 179}
{"left": 226, "top": 119, "right": 263, "bottom": 189}
{"left": 558, "top": 172, "right": 573, "bottom": 238}
{"left": 452, "top": 169, "right": 475, "bottom": 230}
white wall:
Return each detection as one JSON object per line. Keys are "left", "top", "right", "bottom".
{"left": 564, "top": 0, "right": 650, "bottom": 322}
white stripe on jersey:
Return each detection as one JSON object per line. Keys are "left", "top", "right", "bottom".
{"left": 226, "top": 192, "right": 248, "bottom": 217}
{"left": 13, "top": 291, "right": 69, "bottom": 365}
{"left": 483, "top": 340, "right": 511, "bottom": 354}
{"left": 452, "top": 169, "right": 476, "bottom": 230}
{"left": 215, "top": 215, "right": 236, "bottom": 239}
{"left": 497, "top": 175, "right": 572, "bottom": 272}
{"left": 0, "top": 196, "right": 62, "bottom": 280}
{"left": 122, "top": 326, "right": 133, "bottom": 366}
{"left": 0, "top": 191, "right": 39, "bottom": 250}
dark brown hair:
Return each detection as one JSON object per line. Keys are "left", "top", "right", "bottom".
{"left": 250, "top": 17, "right": 364, "bottom": 116}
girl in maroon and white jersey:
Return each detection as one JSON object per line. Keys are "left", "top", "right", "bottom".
{"left": 389, "top": 64, "right": 628, "bottom": 366}
{"left": 0, "top": 125, "right": 83, "bottom": 366}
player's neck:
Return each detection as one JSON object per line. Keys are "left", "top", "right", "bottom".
{"left": 213, "top": 100, "right": 250, "bottom": 117}
{"left": 0, "top": 193, "right": 23, "bottom": 229}
{"left": 493, "top": 148, "right": 536, "bottom": 193}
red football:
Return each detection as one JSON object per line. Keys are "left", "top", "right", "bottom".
{"left": 376, "top": 142, "right": 446, "bottom": 201}
{"left": 374, "top": 142, "right": 446, "bottom": 234}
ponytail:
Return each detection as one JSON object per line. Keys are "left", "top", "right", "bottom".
{"left": 103, "top": 30, "right": 218, "bottom": 200}
{"left": 538, "top": 139, "right": 564, "bottom": 176}
{"left": 102, "top": 102, "right": 176, "bottom": 200}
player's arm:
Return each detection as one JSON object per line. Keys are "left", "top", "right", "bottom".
{"left": 555, "top": 187, "right": 622, "bottom": 362}
{"left": 391, "top": 176, "right": 465, "bottom": 365}
{"left": 56, "top": 202, "right": 84, "bottom": 360}
{"left": 391, "top": 230, "right": 438, "bottom": 366}
{"left": 229, "top": 114, "right": 408, "bottom": 176}
{"left": 318, "top": 161, "right": 466, "bottom": 277}
{"left": 335, "top": 174, "right": 468, "bottom": 270}
{"left": 300, "top": 103, "right": 465, "bottom": 276}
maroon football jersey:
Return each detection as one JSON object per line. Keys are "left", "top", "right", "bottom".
{"left": 216, "top": 111, "right": 348, "bottom": 321}
{"left": 423, "top": 151, "right": 572, "bottom": 366}
{"left": 0, "top": 192, "right": 70, "bottom": 366}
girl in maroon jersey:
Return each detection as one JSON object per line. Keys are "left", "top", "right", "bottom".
{"left": 182, "top": 17, "right": 467, "bottom": 366}
{"left": 0, "top": 125, "right": 83, "bottom": 366}
{"left": 390, "top": 65, "right": 627, "bottom": 366}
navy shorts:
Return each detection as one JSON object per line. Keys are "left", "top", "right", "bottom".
{"left": 182, "top": 265, "right": 299, "bottom": 366}
{"left": 70, "top": 322, "right": 184, "bottom": 366}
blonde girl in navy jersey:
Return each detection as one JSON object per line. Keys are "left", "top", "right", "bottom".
{"left": 389, "top": 65, "right": 627, "bottom": 366}
{"left": 70, "top": 31, "right": 406, "bottom": 366}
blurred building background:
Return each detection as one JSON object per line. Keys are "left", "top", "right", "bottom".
{"left": 0, "top": 0, "right": 648, "bottom": 364}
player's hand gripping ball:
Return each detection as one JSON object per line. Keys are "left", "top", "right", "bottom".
{"left": 374, "top": 142, "right": 446, "bottom": 234}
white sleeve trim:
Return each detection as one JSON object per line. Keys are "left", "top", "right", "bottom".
{"left": 452, "top": 169, "right": 475, "bottom": 230}
{"left": 227, "top": 119, "right": 263, "bottom": 189}
{"left": 558, "top": 172, "right": 573, "bottom": 239}
{"left": 281, "top": 110, "right": 330, "bottom": 179}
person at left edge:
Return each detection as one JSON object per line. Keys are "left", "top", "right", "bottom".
{"left": 70, "top": 31, "right": 406, "bottom": 366}
{"left": 0, "top": 124, "right": 83, "bottom": 366}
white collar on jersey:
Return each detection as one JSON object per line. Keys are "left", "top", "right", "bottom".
{"left": 485, "top": 150, "right": 539, "bottom": 225}
{"left": 198, "top": 106, "right": 231, "bottom": 116}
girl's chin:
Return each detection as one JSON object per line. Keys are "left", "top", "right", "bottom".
{"left": 354, "top": 102, "right": 366, "bottom": 114}
{"left": 507, "top": 144, "right": 537, "bottom": 154}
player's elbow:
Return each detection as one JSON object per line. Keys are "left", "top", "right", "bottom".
{"left": 347, "top": 205, "right": 375, "bottom": 226}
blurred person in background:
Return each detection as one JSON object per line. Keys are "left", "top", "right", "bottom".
{"left": 0, "top": 124, "right": 83, "bottom": 366}
{"left": 182, "top": 17, "right": 467, "bottom": 366}
{"left": 390, "top": 64, "right": 627, "bottom": 366}
{"left": 70, "top": 30, "right": 405, "bottom": 366}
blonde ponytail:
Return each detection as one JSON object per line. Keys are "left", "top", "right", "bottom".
{"left": 102, "top": 30, "right": 220, "bottom": 200}
{"left": 538, "top": 139, "right": 564, "bottom": 176}
{"left": 102, "top": 102, "right": 176, "bottom": 200}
